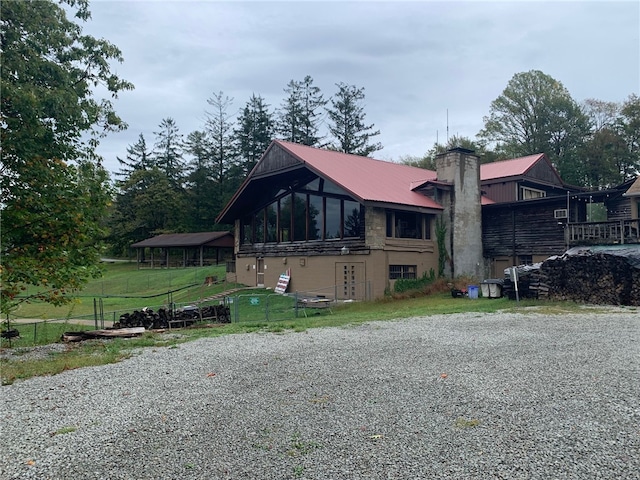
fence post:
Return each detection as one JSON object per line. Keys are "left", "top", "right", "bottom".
{"left": 33, "top": 322, "right": 37, "bottom": 346}
{"left": 265, "top": 295, "right": 269, "bottom": 322}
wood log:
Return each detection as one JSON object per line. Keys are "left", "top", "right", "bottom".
{"left": 62, "top": 327, "right": 145, "bottom": 342}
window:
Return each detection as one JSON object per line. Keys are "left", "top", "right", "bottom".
{"left": 308, "top": 195, "right": 323, "bottom": 240}
{"left": 389, "top": 265, "right": 417, "bottom": 280}
{"left": 344, "top": 200, "right": 363, "bottom": 238}
{"left": 325, "top": 197, "right": 341, "bottom": 239}
{"left": 241, "top": 216, "right": 253, "bottom": 245}
{"left": 518, "top": 255, "right": 533, "bottom": 265}
{"left": 385, "top": 210, "right": 432, "bottom": 239}
{"left": 520, "top": 186, "right": 546, "bottom": 200}
{"left": 265, "top": 203, "right": 277, "bottom": 243}
{"left": 242, "top": 179, "right": 364, "bottom": 245}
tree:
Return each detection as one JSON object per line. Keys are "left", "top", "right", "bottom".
{"left": 108, "top": 168, "right": 186, "bottom": 254}
{"left": 618, "top": 94, "right": 640, "bottom": 177}
{"left": 326, "top": 82, "right": 382, "bottom": 156}
{"left": 277, "top": 75, "right": 326, "bottom": 146}
{"left": 477, "top": 70, "right": 590, "bottom": 183}
{"left": 153, "top": 117, "right": 185, "bottom": 188}
{"left": 205, "top": 91, "right": 236, "bottom": 186}
{"left": 115, "top": 133, "right": 153, "bottom": 179}
{"left": 1, "top": 0, "right": 133, "bottom": 314}
{"left": 184, "top": 130, "right": 219, "bottom": 231}
{"left": 234, "top": 93, "right": 274, "bottom": 176}
{"left": 400, "top": 135, "right": 498, "bottom": 170}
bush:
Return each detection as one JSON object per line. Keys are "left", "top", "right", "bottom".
{"left": 394, "top": 269, "right": 436, "bottom": 294}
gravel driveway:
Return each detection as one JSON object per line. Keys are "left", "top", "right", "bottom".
{"left": 1, "top": 310, "right": 639, "bottom": 479}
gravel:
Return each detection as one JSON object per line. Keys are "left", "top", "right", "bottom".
{"left": 1, "top": 309, "right": 639, "bottom": 479}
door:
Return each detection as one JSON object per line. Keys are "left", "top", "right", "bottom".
{"left": 256, "top": 258, "right": 265, "bottom": 287}
{"left": 335, "top": 262, "right": 365, "bottom": 300}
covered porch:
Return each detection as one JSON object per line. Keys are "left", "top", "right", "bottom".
{"left": 130, "top": 232, "right": 234, "bottom": 269}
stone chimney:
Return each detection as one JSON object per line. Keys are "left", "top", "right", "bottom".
{"left": 435, "top": 148, "right": 482, "bottom": 279}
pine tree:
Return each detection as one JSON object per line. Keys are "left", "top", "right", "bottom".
{"left": 326, "top": 82, "right": 382, "bottom": 157}
{"left": 153, "top": 117, "right": 185, "bottom": 188}
{"left": 205, "top": 91, "right": 236, "bottom": 185}
{"left": 277, "top": 75, "right": 326, "bottom": 146}
{"left": 234, "top": 94, "right": 274, "bottom": 175}
{"left": 115, "top": 133, "right": 153, "bottom": 179}
{"left": 184, "top": 130, "right": 219, "bottom": 231}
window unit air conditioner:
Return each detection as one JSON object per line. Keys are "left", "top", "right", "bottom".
{"left": 554, "top": 208, "right": 568, "bottom": 219}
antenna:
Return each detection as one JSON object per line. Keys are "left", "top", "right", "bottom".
{"left": 446, "top": 109, "right": 449, "bottom": 144}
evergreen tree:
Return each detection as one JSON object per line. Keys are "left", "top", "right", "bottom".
{"left": 115, "top": 133, "right": 153, "bottom": 179}
{"left": 326, "top": 82, "right": 382, "bottom": 157}
{"left": 234, "top": 94, "right": 274, "bottom": 176}
{"left": 205, "top": 91, "right": 236, "bottom": 185}
{"left": 153, "top": 117, "right": 185, "bottom": 188}
{"left": 109, "top": 168, "right": 186, "bottom": 254}
{"left": 184, "top": 130, "right": 219, "bottom": 231}
{"left": 277, "top": 75, "right": 326, "bottom": 146}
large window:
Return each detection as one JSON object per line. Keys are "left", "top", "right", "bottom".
{"left": 240, "top": 179, "right": 364, "bottom": 245}
{"left": 386, "top": 210, "right": 431, "bottom": 239}
{"left": 389, "top": 265, "right": 417, "bottom": 280}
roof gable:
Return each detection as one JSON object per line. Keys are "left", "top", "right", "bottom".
{"left": 624, "top": 176, "right": 640, "bottom": 197}
{"left": 480, "top": 154, "right": 547, "bottom": 181}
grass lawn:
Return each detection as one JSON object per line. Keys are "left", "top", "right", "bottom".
{"left": 2, "top": 261, "right": 592, "bottom": 385}
{"left": 12, "top": 262, "right": 236, "bottom": 320}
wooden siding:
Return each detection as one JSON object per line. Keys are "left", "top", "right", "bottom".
{"left": 525, "top": 159, "right": 563, "bottom": 186}
{"left": 482, "top": 181, "right": 518, "bottom": 203}
{"left": 483, "top": 200, "right": 568, "bottom": 259}
{"left": 606, "top": 195, "right": 632, "bottom": 221}
{"left": 253, "top": 143, "right": 302, "bottom": 176}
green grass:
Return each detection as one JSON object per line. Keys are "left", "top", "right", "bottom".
{"left": 0, "top": 321, "right": 95, "bottom": 348}
{"left": 12, "top": 262, "right": 235, "bottom": 319}
{"left": 2, "top": 261, "right": 589, "bottom": 385}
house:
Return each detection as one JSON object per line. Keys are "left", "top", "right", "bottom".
{"left": 130, "top": 231, "right": 234, "bottom": 268}
{"left": 217, "top": 140, "right": 639, "bottom": 297}
{"left": 216, "top": 141, "right": 481, "bottom": 299}
{"left": 483, "top": 176, "right": 640, "bottom": 277}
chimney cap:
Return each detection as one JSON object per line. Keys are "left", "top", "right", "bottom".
{"left": 446, "top": 147, "right": 475, "bottom": 154}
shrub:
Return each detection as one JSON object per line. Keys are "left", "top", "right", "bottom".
{"left": 394, "top": 269, "right": 436, "bottom": 294}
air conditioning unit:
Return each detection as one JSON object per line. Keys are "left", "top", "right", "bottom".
{"left": 554, "top": 208, "right": 568, "bottom": 219}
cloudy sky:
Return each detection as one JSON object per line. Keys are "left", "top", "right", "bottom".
{"left": 81, "top": 0, "right": 639, "bottom": 174}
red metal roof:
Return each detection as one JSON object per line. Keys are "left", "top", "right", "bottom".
{"left": 480, "top": 154, "right": 545, "bottom": 181}
{"left": 277, "top": 141, "right": 441, "bottom": 210}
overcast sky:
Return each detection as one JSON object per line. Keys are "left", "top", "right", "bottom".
{"left": 82, "top": 0, "right": 640, "bottom": 174}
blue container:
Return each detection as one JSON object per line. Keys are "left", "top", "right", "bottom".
{"left": 468, "top": 285, "right": 479, "bottom": 299}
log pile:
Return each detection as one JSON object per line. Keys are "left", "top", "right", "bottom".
{"left": 503, "top": 248, "right": 640, "bottom": 306}
{"left": 538, "top": 252, "right": 640, "bottom": 306}
{"left": 115, "top": 304, "right": 231, "bottom": 330}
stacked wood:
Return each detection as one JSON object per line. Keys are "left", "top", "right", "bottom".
{"left": 538, "top": 251, "right": 640, "bottom": 306}
{"left": 115, "top": 304, "right": 231, "bottom": 330}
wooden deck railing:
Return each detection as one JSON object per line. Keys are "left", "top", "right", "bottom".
{"left": 567, "top": 219, "right": 640, "bottom": 245}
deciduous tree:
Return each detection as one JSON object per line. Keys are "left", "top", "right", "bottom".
{"left": 1, "top": 0, "right": 133, "bottom": 314}
{"left": 477, "top": 70, "right": 589, "bottom": 184}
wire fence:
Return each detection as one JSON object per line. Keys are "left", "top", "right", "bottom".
{"left": 2, "top": 282, "right": 371, "bottom": 348}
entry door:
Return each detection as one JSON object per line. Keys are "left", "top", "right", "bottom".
{"left": 335, "top": 262, "right": 365, "bottom": 300}
{"left": 256, "top": 258, "right": 265, "bottom": 287}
